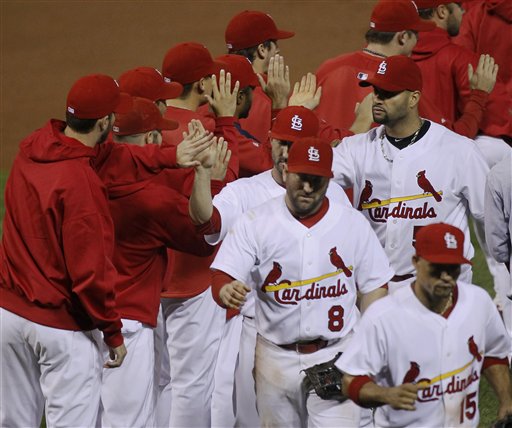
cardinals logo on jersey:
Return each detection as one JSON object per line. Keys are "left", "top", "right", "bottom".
{"left": 402, "top": 361, "right": 421, "bottom": 384}
{"left": 357, "top": 180, "right": 381, "bottom": 211}
{"left": 416, "top": 170, "right": 442, "bottom": 202}
{"left": 261, "top": 261, "right": 283, "bottom": 292}
{"left": 329, "top": 247, "right": 353, "bottom": 277}
{"left": 467, "top": 336, "right": 483, "bottom": 362}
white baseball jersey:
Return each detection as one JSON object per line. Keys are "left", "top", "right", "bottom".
{"left": 211, "top": 195, "right": 394, "bottom": 344}
{"left": 333, "top": 121, "right": 489, "bottom": 277}
{"left": 337, "top": 282, "right": 511, "bottom": 428}
{"left": 207, "top": 169, "right": 351, "bottom": 318}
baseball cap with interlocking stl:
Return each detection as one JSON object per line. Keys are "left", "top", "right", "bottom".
{"left": 270, "top": 107, "right": 320, "bottom": 143}
{"left": 415, "top": 223, "right": 472, "bottom": 265}
{"left": 359, "top": 55, "right": 423, "bottom": 92}
{"left": 369, "top": 0, "right": 436, "bottom": 32}
{"left": 287, "top": 138, "right": 333, "bottom": 178}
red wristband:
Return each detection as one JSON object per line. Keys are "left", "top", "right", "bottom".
{"left": 347, "top": 375, "right": 373, "bottom": 406}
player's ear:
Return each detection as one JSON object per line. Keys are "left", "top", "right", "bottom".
{"left": 397, "top": 31, "right": 407, "bottom": 46}
{"left": 97, "top": 115, "right": 110, "bottom": 132}
{"left": 409, "top": 90, "right": 421, "bottom": 108}
{"left": 435, "top": 4, "right": 449, "bottom": 20}
{"left": 145, "top": 131, "right": 154, "bottom": 145}
{"left": 256, "top": 43, "right": 267, "bottom": 59}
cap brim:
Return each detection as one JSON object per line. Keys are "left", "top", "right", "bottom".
{"left": 114, "top": 92, "right": 134, "bottom": 114}
{"left": 274, "top": 29, "right": 295, "bottom": 40}
{"left": 160, "top": 82, "right": 183, "bottom": 100}
{"left": 421, "top": 254, "right": 473, "bottom": 265}
{"left": 359, "top": 79, "right": 407, "bottom": 92}
{"left": 269, "top": 131, "right": 304, "bottom": 143}
{"left": 287, "top": 164, "right": 333, "bottom": 178}
{"left": 157, "top": 117, "right": 179, "bottom": 131}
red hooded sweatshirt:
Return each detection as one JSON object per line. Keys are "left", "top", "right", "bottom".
{"left": 412, "top": 26, "right": 511, "bottom": 138}
{"left": 454, "top": 0, "right": 512, "bottom": 96}
{"left": 0, "top": 120, "right": 123, "bottom": 347}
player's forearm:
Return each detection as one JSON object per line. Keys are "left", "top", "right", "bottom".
{"left": 189, "top": 166, "right": 213, "bottom": 225}
{"left": 483, "top": 362, "right": 512, "bottom": 413}
{"left": 343, "top": 374, "right": 386, "bottom": 408}
{"left": 360, "top": 286, "right": 388, "bottom": 313}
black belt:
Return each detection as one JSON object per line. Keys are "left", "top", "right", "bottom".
{"left": 390, "top": 273, "right": 414, "bottom": 282}
{"left": 279, "top": 338, "right": 328, "bottom": 354}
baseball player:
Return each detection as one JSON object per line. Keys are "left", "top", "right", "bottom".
{"left": 315, "top": 0, "right": 497, "bottom": 140}
{"left": 225, "top": 10, "right": 294, "bottom": 144}
{"left": 332, "top": 55, "right": 489, "bottom": 290}
{"left": 337, "top": 223, "right": 512, "bottom": 427}
{"left": 205, "top": 106, "right": 351, "bottom": 427}
{"left": 0, "top": 74, "right": 130, "bottom": 427}
{"left": 95, "top": 98, "right": 222, "bottom": 427}
{"left": 211, "top": 138, "right": 394, "bottom": 427}
{"left": 485, "top": 152, "right": 512, "bottom": 341}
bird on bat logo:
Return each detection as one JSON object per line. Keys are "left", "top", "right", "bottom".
{"left": 261, "top": 261, "right": 283, "bottom": 291}
{"left": 329, "top": 247, "right": 352, "bottom": 277}
{"left": 402, "top": 361, "right": 421, "bottom": 384}
{"left": 467, "top": 336, "right": 482, "bottom": 362}
{"left": 417, "top": 170, "right": 442, "bottom": 202}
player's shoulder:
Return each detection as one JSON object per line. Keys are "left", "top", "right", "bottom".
{"left": 360, "top": 292, "right": 402, "bottom": 324}
{"left": 425, "top": 121, "right": 476, "bottom": 148}
{"left": 457, "top": 281, "right": 494, "bottom": 304}
{"left": 240, "top": 194, "right": 284, "bottom": 223}
{"left": 339, "top": 126, "right": 380, "bottom": 148}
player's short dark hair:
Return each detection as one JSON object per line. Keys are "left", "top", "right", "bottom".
{"left": 179, "top": 82, "right": 195, "bottom": 99}
{"left": 65, "top": 111, "right": 99, "bottom": 133}
{"left": 364, "top": 29, "right": 396, "bottom": 45}
{"left": 418, "top": 7, "right": 435, "bottom": 19}
{"left": 230, "top": 40, "right": 274, "bottom": 62}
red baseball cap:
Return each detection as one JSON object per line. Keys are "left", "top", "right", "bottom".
{"left": 113, "top": 97, "right": 178, "bottom": 136}
{"left": 359, "top": 55, "right": 423, "bottom": 92}
{"left": 287, "top": 137, "right": 333, "bottom": 178}
{"left": 118, "top": 67, "right": 183, "bottom": 101}
{"left": 369, "top": 0, "right": 436, "bottom": 32}
{"left": 215, "top": 54, "right": 259, "bottom": 90}
{"left": 162, "top": 42, "right": 224, "bottom": 85}
{"left": 66, "top": 74, "right": 132, "bottom": 119}
{"left": 415, "top": 223, "right": 472, "bottom": 265}
{"left": 270, "top": 107, "right": 320, "bottom": 142}
{"left": 225, "top": 10, "right": 295, "bottom": 51}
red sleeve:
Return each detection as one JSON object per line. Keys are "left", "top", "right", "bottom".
{"left": 347, "top": 375, "right": 374, "bottom": 408}
{"left": 215, "top": 116, "right": 240, "bottom": 183}
{"left": 318, "top": 119, "right": 354, "bottom": 144}
{"left": 195, "top": 207, "right": 222, "bottom": 236}
{"left": 211, "top": 270, "right": 235, "bottom": 308}
{"left": 482, "top": 356, "right": 510, "bottom": 371}
{"left": 451, "top": 90, "right": 488, "bottom": 138}
{"left": 211, "top": 179, "right": 224, "bottom": 196}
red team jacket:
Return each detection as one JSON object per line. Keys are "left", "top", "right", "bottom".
{"left": 239, "top": 84, "right": 272, "bottom": 145}
{"left": 412, "top": 27, "right": 512, "bottom": 138}
{"left": 0, "top": 120, "right": 123, "bottom": 347}
{"left": 454, "top": 0, "right": 512, "bottom": 97}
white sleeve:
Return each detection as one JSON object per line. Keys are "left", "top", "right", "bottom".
{"left": 484, "top": 165, "right": 511, "bottom": 264}
{"left": 205, "top": 183, "right": 244, "bottom": 245}
{"left": 353, "top": 213, "right": 395, "bottom": 294}
{"left": 336, "top": 306, "right": 388, "bottom": 377}
{"left": 210, "top": 213, "right": 258, "bottom": 286}
{"left": 457, "top": 143, "right": 489, "bottom": 223}
{"left": 332, "top": 139, "right": 357, "bottom": 189}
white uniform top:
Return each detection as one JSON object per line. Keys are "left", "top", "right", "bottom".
{"left": 333, "top": 121, "right": 489, "bottom": 277}
{"left": 211, "top": 195, "right": 394, "bottom": 344}
{"left": 207, "top": 169, "right": 351, "bottom": 317}
{"left": 337, "top": 282, "right": 511, "bottom": 428}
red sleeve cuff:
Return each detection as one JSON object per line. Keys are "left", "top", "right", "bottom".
{"left": 102, "top": 329, "right": 124, "bottom": 348}
{"left": 482, "top": 356, "right": 510, "bottom": 371}
{"left": 194, "top": 207, "right": 222, "bottom": 236}
{"left": 347, "top": 375, "right": 373, "bottom": 407}
{"left": 211, "top": 270, "right": 235, "bottom": 308}
{"left": 215, "top": 116, "right": 236, "bottom": 127}
{"left": 210, "top": 179, "right": 224, "bottom": 196}
{"left": 226, "top": 307, "right": 240, "bottom": 320}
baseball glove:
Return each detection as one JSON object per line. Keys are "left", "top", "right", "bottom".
{"left": 493, "top": 414, "right": 512, "bottom": 428}
{"left": 302, "top": 352, "right": 346, "bottom": 402}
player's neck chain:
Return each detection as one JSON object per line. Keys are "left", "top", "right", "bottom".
{"left": 362, "top": 48, "right": 387, "bottom": 58}
{"left": 439, "top": 292, "right": 453, "bottom": 315}
{"left": 379, "top": 120, "right": 424, "bottom": 163}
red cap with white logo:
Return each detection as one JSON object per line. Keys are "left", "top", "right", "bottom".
{"left": 270, "top": 106, "right": 320, "bottom": 142}
{"left": 287, "top": 137, "right": 333, "bottom": 178}
{"left": 359, "top": 55, "right": 423, "bottom": 92}
{"left": 415, "top": 223, "right": 472, "bottom": 265}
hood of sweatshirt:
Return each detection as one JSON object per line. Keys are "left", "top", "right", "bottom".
{"left": 488, "top": 0, "right": 512, "bottom": 23}
{"left": 20, "top": 119, "right": 95, "bottom": 163}
{"left": 411, "top": 27, "right": 451, "bottom": 61}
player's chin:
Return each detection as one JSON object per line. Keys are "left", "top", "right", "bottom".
{"left": 433, "top": 282, "right": 455, "bottom": 296}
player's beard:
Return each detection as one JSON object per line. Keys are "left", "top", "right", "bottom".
{"left": 446, "top": 14, "right": 460, "bottom": 37}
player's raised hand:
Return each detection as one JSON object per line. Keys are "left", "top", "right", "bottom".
{"left": 469, "top": 54, "right": 498, "bottom": 94}
{"left": 349, "top": 92, "right": 374, "bottom": 134}
{"left": 104, "top": 343, "right": 127, "bottom": 368}
{"left": 385, "top": 383, "right": 425, "bottom": 411}
{"left": 219, "top": 280, "right": 251, "bottom": 309}
{"left": 259, "top": 55, "right": 290, "bottom": 109}
{"left": 289, "top": 73, "right": 322, "bottom": 110}
{"left": 206, "top": 70, "right": 240, "bottom": 117}
{"left": 177, "top": 119, "right": 214, "bottom": 168}
{"left": 211, "top": 137, "right": 232, "bottom": 181}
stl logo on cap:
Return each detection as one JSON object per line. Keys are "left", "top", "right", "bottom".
{"left": 307, "top": 146, "right": 320, "bottom": 162}
{"left": 291, "top": 115, "right": 303, "bottom": 131}
{"left": 377, "top": 60, "right": 387, "bottom": 75}
{"left": 444, "top": 233, "right": 458, "bottom": 249}
{"left": 411, "top": 1, "right": 419, "bottom": 12}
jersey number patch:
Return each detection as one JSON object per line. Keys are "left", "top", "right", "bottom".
{"left": 328, "top": 305, "right": 345, "bottom": 332}
{"left": 459, "top": 391, "right": 477, "bottom": 423}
